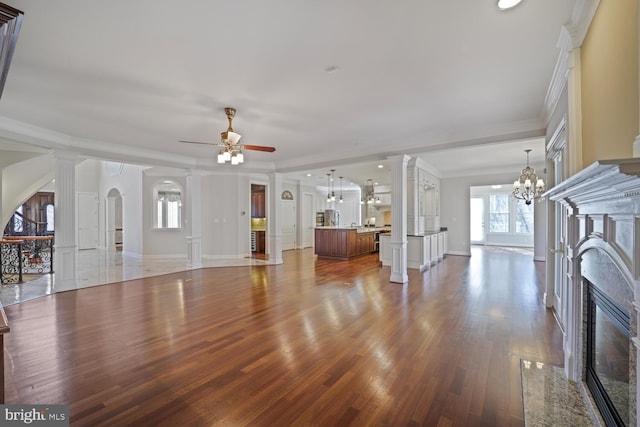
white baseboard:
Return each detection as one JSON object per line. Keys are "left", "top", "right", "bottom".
{"left": 202, "top": 254, "right": 247, "bottom": 260}
{"left": 143, "top": 254, "right": 186, "bottom": 259}
{"left": 446, "top": 251, "right": 471, "bottom": 257}
{"left": 122, "top": 251, "right": 143, "bottom": 259}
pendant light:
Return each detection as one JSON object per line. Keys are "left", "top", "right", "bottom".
{"left": 326, "top": 173, "right": 332, "bottom": 203}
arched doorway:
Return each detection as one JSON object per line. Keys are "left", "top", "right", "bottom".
{"left": 106, "top": 188, "right": 123, "bottom": 251}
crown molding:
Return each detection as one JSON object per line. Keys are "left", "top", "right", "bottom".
{"left": 543, "top": 0, "right": 600, "bottom": 125}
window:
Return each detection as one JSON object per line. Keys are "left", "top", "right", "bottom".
{"left": 45, "top": 204, "right": 55, "bottom": 232}
{"left": 13, "top": 205, "right": 23, "bottom": 233}
{"left": 489, "top": 194, "right": 509, "bottom": 232}
{"left": 154, "top": 180, "right": 183, "bottom": 229}
{"left": 514, "top": 201, "right": 533, "bottom": 233}
{"left": 488, "top": 193, "right": 534, "bottom": 234}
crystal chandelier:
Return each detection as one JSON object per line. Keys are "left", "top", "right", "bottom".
{"left": 513, "top": 149, "right": 545, "bottom": 205}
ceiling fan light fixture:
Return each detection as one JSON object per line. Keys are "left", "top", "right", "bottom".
{"left": 227, "top": 131, "right": 242, "bottom": 145}
{"left": 497, "top": 0, "right": 522, "bottom": 10}
{"left": 180, "top": 108, "right": 275, "bottom": 165}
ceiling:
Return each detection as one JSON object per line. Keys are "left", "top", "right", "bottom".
{"left": 0, "top": 0, "right": 576, "bottom": 187}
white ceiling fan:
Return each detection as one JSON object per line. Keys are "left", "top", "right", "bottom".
{"left": 180, "top": 107, "right": 276, "bottom": 165}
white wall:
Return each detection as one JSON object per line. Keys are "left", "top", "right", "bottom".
{"left": 441, "top": 170, "right": 547, "bottom": 256}
{"left": 202, "top": 173, "right": 248, "bottom": 258}
{"left": 76, "top": 159, "right": 100, "bottom": 193}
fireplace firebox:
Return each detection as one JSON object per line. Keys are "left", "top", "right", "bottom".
{"left": 586, "top": 279, "right": 630, "bottom": 426}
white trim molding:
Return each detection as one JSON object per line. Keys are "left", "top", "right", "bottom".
{"left": 543, "top": 0, "right": 601, "bottom": 125}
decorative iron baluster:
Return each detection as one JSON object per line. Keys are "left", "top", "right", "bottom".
{"left": 21, "top": 237, "right": 53, "bottom": 274}
{"left": 0, "top": 240, "right": 23, "bottom": 284}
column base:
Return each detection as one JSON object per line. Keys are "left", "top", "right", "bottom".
{"left": 268, "top": 233, "right": 284, "bottom": 264}
{"left": 389, "top": 240, "right": 408, "bottom": 284}
{"left": 187, "top": 235, "right": 203, "bottom": 269}
{"left": 53, "top": 244, "right": 77, "bottom": 292}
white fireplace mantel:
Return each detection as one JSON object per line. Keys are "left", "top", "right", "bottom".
{"left": 544, "top": 158, "right": 640, "bottom": 426}
{"left": 544, "top": 158, "right": 640, "bottom": 207}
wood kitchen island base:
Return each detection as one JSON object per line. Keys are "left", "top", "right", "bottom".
{"left": 314, "top": 227, "right": 379, "bottom": 260}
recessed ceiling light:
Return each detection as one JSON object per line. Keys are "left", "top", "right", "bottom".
{"left": 491, "top": 185, "right": 502, "bottom": 189}
{"left": 306, "top": 173, "right": 312, "bottom": 177}
{"left": 377, "top": 164, "right": 383, "bottom": 169}
{"left": 497, "top": 0, "right": 522, "bottom": 10}
{"left": 374, "top": 182, "right": 379, "bottom": 185}
{"left": 324, "top": 65, "right": 340, "bottom": 73}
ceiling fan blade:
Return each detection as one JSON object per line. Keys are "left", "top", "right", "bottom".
{"left": 179, "top": 140, "right": 219, "bottom": 146}
{"left": 243, "top": 144, "right": 276, "bottom": 152}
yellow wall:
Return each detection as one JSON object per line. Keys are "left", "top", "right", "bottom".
{"left": 581, "top": 0, "right": 638, "bottom": 166}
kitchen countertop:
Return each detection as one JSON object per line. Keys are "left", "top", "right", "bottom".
{"left": 315, "top": 226, "right": 389, "bottom": 233}
{"left": 379, "top": 231, "right": 446, "bottom": 237}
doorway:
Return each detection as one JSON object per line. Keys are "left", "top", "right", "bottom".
{"left": 106, "top": 188, "right": 123, "bottom": 251}
{"left": 282, "top": 200, "right": 295, "bottom": 250}
{"left": 250, "top": 183, "right": 267, "bottom": 258}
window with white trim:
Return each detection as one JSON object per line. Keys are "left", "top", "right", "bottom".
{"left": 488, "top": 193, "right": 534, "bottom": 233}
{"left": 154, "top": 181, "right": 183, "bottom": 229}
{"left": 45, "top": 204, "right": 55, "bottom": 232}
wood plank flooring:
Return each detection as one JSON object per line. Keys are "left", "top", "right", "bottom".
{"left": 3, "top": 247, "right": 563, "bottom": 426}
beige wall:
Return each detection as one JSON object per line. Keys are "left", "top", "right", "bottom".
{"left": 581, "top": 0, "right": 638, "bottom": 166}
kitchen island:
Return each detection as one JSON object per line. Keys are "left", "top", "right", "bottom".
{"left": 314, "top": 227, "right": 385, "bottom": 260}
{"left": 379, "top": 230, "right": 448, "bottom": 271}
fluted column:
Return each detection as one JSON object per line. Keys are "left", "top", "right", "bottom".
{"left": 53, "top": 151, "right": 77, "bottom": 292}
{"left": 268, "top": 172, "right": 283, "bottom": 264}
{"left": 186, "top": 172, "right": 202, "bottom": 269}
{"left": 388, "top": 154, "right": 409, "bottom": 284}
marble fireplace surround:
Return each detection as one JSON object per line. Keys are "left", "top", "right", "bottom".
{"left": 545, "top": 159, "right": 640, "bottom": 426}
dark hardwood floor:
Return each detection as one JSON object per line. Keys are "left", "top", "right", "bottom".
{"left": 3, "top": 247, "right": 563, "bottom": 426}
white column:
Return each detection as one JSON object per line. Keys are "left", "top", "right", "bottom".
{"left": 406, "top": 165, "right": 419, "bottom": 235}
{"left": 388, "top": 154, "right": 410, "bottom": 284}
{"left": 186, "top": 172, "right": 202, "bottom": 269}
{"left": 268, "top": 172, "right": 283, "bottom": 264}
{"left": 53, "top": 151, "right": 77, "bottom": 292}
